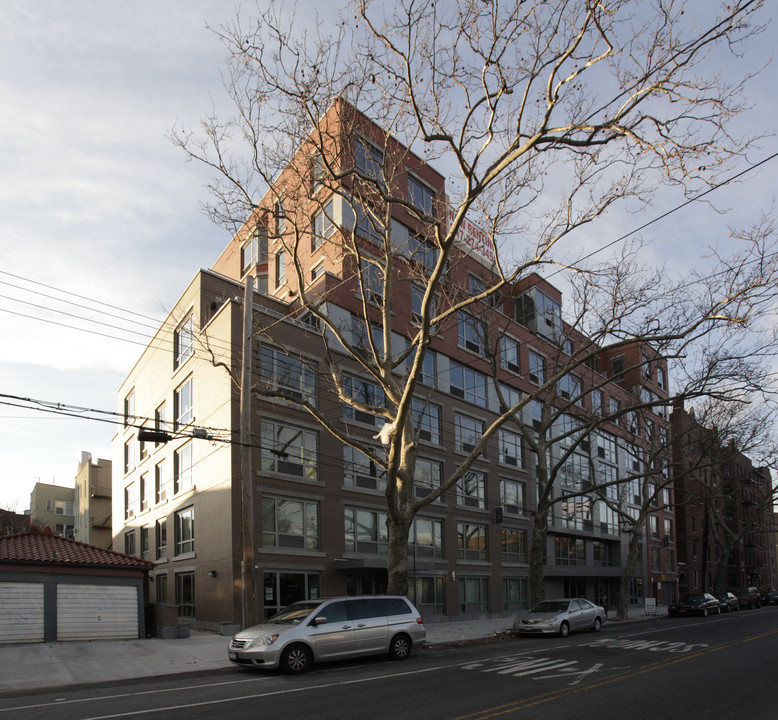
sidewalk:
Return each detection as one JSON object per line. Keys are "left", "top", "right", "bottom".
{"left": 0, "top": 605, "right": 662, "bottom": 695}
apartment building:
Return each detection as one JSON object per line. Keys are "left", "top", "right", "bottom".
{"left": 114, "top": 100, "right": 671, "bottom": 629}
{"left": 74, "top": 452, "right": 113, "bottom": 548}
{"left": 29, "top": 482, "right": 75, "bottom": 538}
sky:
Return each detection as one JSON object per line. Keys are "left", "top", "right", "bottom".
{"left": 1, "top": 1, "right": 776, "bottom": 512}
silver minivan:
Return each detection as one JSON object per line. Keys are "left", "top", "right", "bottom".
{"left": 228, "top": 595, "right": 426, "bottom": 674}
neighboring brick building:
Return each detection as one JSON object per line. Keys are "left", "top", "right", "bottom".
{"left": 114, "top": 100, "right": 672, "bottom": 629}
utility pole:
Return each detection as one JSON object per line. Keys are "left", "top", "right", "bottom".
{"left": 240, "top": 275, "right": 256, "bottom": 628}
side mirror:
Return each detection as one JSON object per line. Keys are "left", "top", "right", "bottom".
{"left": 313, "top": 616, "right": 327, "bottom": 625}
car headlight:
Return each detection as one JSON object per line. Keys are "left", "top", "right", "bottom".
{"left": 245, "top": 634, "right": 279, "bottom": 650}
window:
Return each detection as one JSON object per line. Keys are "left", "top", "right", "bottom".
{"left": 503, "top": 577, "right": 528, "bottom": 612}
{"left": 140, "top": 473, "right": 152, "bottom": 512}
{"left": 155, "top": 518, "right": 167, "bottom": 560}
{"left": 124, "top": 483, "right": 136, "bottom": 520}
{"left": 498, "top": 383, "right": 522, "bottom": 414}
{"left": 591, "top": 389, "right": 603, "bottom": 415}
{"left": 560, "top": 453, "right": 591, "bottom": 490}
{"left": 124, "top": 530, "right": 136, "bottom": 557}
{"left": 455, "top": 413, "right": 485, "bottom": 454}
{"left": 609, "top": 396, "right": 621, "bottom": 417}
{"left": 343, "top": 446, "right": 386, "bottom": 491}
{"left": 450, "top": 361, "right": 488, "bottom": 407}
{"left": 155, "top": 403, "right": 168, "bottom": 444}
{"left": 501, "top": 528, "right": 528, "bottom": 563}
{"left": 140, "top": 526, "right": 150, "bottom": 560}
{"left": 536, "top": 290, "right": 562, "bottom": 330}
{"left": 528, "top": 350, "right": 545, "bottom": 384}
{"left": 260, "top": 346, "right": 317, "bottom": 405}
{"left": 123, "top": 439, "right": 136, "bottom": 475}
{"left": 411, "top": 284, "right": 438, "bottom": 327}
{"left": 155, "top": 459, "right": 169, "bottom": 504}
{"left": 174, "top": 443, "right": 193, "bottom": 494}
{"left": 612, "top": 356, "right": 625, "bottom": 382}
{"left": 406, "top": 233, "right": 438, "bottom": 272}
{"left": 345, "top": 507, "right": 387, "bottom": 554}
{"left": 124, "top": 390, "right": 135, "bottom": 427}
{"left": 411, "top": 517, "right": 443, "bottom": 558}
{"left": 642, "top": 354, "right": 652, "bottom": 379}
{"left": 500, "top": 336, "right": 520, "bottom": 373}
{"left": 649, "top": 515, "right": 659, "bottom": 538}
{"left": 312, "top": 199, "right": 335, "bottom": 250}
{"left": 458, "top": 311, "right": 486, "bottom": 355}
{"left": 263, "top": 572, "right": 321, "bottom": 619}
{"left": 176, "top": 572, "right": 195, "bottom": 618}
{"left": 414, "top": 458, "right": 442, "bottom": 499}
{"left": 355, "top": 202, "right": 384, "bottom": 243}
{"left": 174, "top": 315, "right": 193, "bottom": 369}
{"left": 262, "top": 496, "right": 320, "bottom": 550}
{"left": 409, "top": 576, "right": 445, "bottom": 616}
{"left": 558, "top": 374, "right": 582, "bottom": 405}
{"left": 657, "top": 366, "right": 667, "bottom": 390}
{"left": 343, "top": 375, "right": 386, "bottom": 426}
{"left": 457, "top": 523, "right": 488, "bottom": 561}
{"left": 275, "top": 250, "right": 287, "bottom": 287}
{"left": 596, "top": 432, "right": 618, "bottom": 464}
{"left": 174, "top": 507, "right": 194, "bottom": 556}
{"left": 174, "top": 378, "right": 193, "bottom": 428}
{"left": 458, "top": 470, "right": 486, "bottom": 509}
{"left": 311, "top": 152, "right": 324, "bottom": 192}
{"left": 156, "top": 573, "right": 167, "bottom": 603}
{"left": 359, "top": 257, "right": 384, "bottom": 303}
{"left": 498, "top": 429, "right": 523, "bottom": 467}
{"left": 459, "top": 577, "right": 489, "bottom": 613}
{"left": 261, "top": 420, "right": 318, "bottom": 479}
{"left": 664, "top": 517, "right": 673, "bottom": 539}
{"left": 354, "top": 137, "right": 384, "bottom": 188}
{"left": 311, "top": 261, "right": 325, "bottom": 282}
{"left": 274, "top": 198, "right": 286, "bottom": 236}
{"left": 406, "top": 343, "right": 437, "bottom": 387}
{"left": 554, "top": 537, "right": 585, "bottom": 566}
{"left": 651, "top": 546, "right": 661, "bottom": 572}
{"left": 501, "top": 478, "right": 526, "bottom": 515}
{"left": 412, "top": 399, "right": 441, "bottom": 444}
{"left": 242, "top": 226, "right": 268, "bottom": 273}
{"left": 593, "top": 541, "right": 616, "bottom": 566}
{"left": 408, "top": 175, "right": 434, "bottom": 215}
{"left": 561, "top": 497, "right": 593, "bottom": 531}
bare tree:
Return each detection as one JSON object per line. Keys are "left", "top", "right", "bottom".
{"left": 172, "top": 0, "right": 777, "bottom": 599}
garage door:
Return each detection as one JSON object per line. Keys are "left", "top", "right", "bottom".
{"left": 57, "top": 584, "right": 139, "bottom": 641}
{"left": 0, "top": 582, "right": 44, "bottom": 644}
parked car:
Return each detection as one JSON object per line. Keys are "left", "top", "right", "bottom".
{"left": 732, "top": 587, "right": 762, "bottom": 609}
{"left": 764, "top": 590, "right": 778, "bottom": 605}
{"left": 228, "top": 596, "right": 425, "bottom": 674}
{"left": 667, "top": 593, "right": 720, "bottom": 617}
{"left": 513, "top": 598, "right": 605, "bottom": 638}
{"left": 715, "top": 592, "right": 740, "bottom": 613}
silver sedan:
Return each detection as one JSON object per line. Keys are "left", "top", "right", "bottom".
{"left": 513, "top": 598, "right": 605, "bottom": 638}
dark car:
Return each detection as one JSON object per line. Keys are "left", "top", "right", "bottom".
{"left": 715, "top": 592, "right": 739, "bottom": 613}
{"left": 764, "top": 591, "right": 778, "bottom": 605}
{"left": 732, "top": 587, "right": 761, "bottom": 609}
{"left": 668, "top": 593, "right": 720, "bottom": 617}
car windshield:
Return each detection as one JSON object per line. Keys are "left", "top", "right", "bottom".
{"left": 530, "top": 601, "right": 570, "bottom": 613}
{"left": 266, "top": 601, "right": 322, "bottom": 625}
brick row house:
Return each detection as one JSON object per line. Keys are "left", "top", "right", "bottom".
{"left": 113, "top": 100, "right": 673, "bottom": 629}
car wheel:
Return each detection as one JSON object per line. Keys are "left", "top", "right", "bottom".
{"left": 280, "top": 644, "right": 313, "bottom": 675}
{"left": 559, "top": 621, "right": 570, "bottom": 638}
{"left": 725, "top": 604, "right": 731, "bottom": 613}
{"left": 388, "top": 633, "right": 412, "bottom": 661}
{"left": 591, "top": 617, "right": 602, "bottom": 633}
{"left": 702, "top": 606, "right": 708, "bottom": 617}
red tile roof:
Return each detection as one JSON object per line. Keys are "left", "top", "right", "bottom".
{"left": 0, "top": 527, "right": 154, "bottom": 569}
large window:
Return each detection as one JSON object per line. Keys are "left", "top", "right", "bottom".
{"left": 450, "top": 361, "right": 488, "bottom": 407}
{"left": 458, "top": 311, "right": 486, "bottom": 355}
{"left": 262, "top": 496, "right": 319, "bottom": 550}
{"left": 312, "top": 199, "right": 335, "bottom": 250}
{"left": 174, "top": 443, "right": 193, "bottom": 494}
{"left": 459, "top": 577, "right": 489, "bottom": 613}
{"left": 359, "top": 257, "right": 384, "bottom": 303}
{"left": 406, "top": 343, "right": 437, "bottom": 387}
{"left": 498, "top": 429, "right": 524, "bottom": 467}
{"left": 561, "top": 497, "right": 593, "bottom": 531}
{"left": 596, "top": 432, "right": 618, "bottom": 464}
{"left": 408, "top": 175, "right": 434, "bottom": 215}
{"left": 554, "top": 537, "right": 585, "bottom": 566}
{"left": 414, "top": 458, "right": 442, "bottom": 499}
{"left": 355, "top": 202, "right": 384, "bottom": 244}
{"left": 457, "top": 470, "right": 486, "bottom": 509}
{"left": 501, "top": 528, "right": 528, "bottom": 563}
{"left": 174, "top": 378, "right": 193, "bottom": 428}
{"left": 354, "top": 137, "right": 384, "bottom": 188}
{"left": 455, "top": 413, "right": 485, "bottom": 454}
{"left": 155, "top": 518, "right": 167, "bottom": 560}
{"left": 409, "top": 576, "right": 445, "bottom": 617}
{"left": 528, "top": 350, "right": 545, "bottom": 384}
{"left": 560, "top": 453, "right": 591, "bottom": 490}
{"left": 558, "top": 374, "right": 582, "bottom": 405}
{"left": 261, "top": 420, "right": 318, "bottom": 479}
{"left": 174, "top": 315, "right": 193, "bottom": 369}
{"left": 411, "top": 517, "right": 443, "bottom": 558}
{"left": 260, "top": 346, "right": 317, "bottom": 405}
{"left": 500, "top": 336, "right": 520, "bottom": 373}
{"left": 263, "top": 572, "right": 321, "bottom": 619}
{"left": 457, "top": 522, "right": 488, "bottom": 561}
{"left": 343, "top": 375, "right": 386, "bottom": 426}
{"left": 174, "top": 507, "right": 194, "bottom": 556}
{"left": 412, "top": 399, "right": 441, "bottom": 444}
{"left": 501, "top": 478, "right": 526, "bottom": 516}
{"left": 343, "top": 446, "right": 386, "bottom": 491}
{"left": 345, "top": 507, "right": 387, "bottom": 554}
{"left": 503, "top": 577, "right": 529, "bottom": 612}
{"left": 242, "top": 226, "right": 268, "bottom": 273}
{"left": 175, "top": 572, "right": 195, "bottom": 618}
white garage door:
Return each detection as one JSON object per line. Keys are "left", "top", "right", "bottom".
{"left": 0, "top": 582, "right": 45, "bottom": 644}
{"left": 57, "top": 584, "right": 139, "bottom": 641}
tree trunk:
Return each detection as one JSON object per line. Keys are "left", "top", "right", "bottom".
{"left": 385, "top": 515, "right": 412, "bottom": 596}
{"left": 529, "top": 510, "right": 549, "bottom": 608}
{"left": 616, "top": 524, "right": 645, "bottom": 620}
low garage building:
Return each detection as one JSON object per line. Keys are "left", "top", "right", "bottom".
{"left": 0, "top": 527, "right": 154, "bottom": 644}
